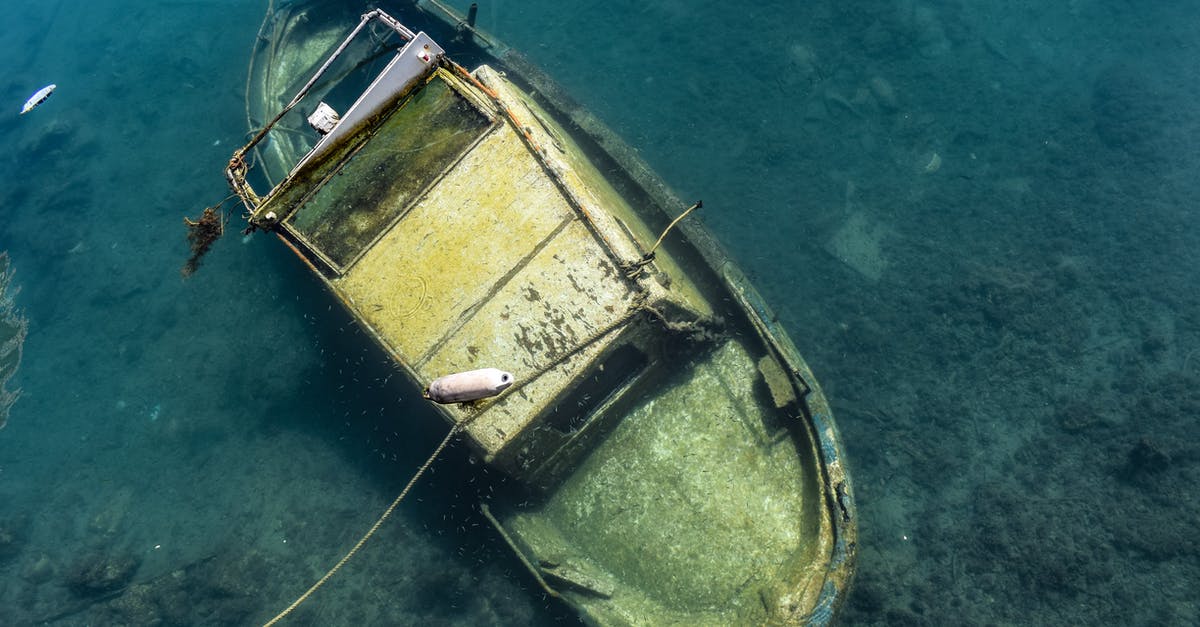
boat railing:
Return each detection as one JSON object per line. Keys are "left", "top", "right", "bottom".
{"left": 226, "top": 9, "right": 421, "bottom": 213}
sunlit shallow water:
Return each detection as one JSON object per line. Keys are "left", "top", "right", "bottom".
{"left": 2, "top": 0, "right": 1198, "bottom": 624}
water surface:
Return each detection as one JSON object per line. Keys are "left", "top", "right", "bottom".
{"left": 2, "top": 0, "right": 1198, "bottom": 624}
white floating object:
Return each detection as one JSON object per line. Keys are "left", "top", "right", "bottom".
{"left": 21, "top": 84, "right": 56, "bottom": 115}
{"left": 424, "top": 368, "right": 514, "bottom": 404}
{"left": 307, "top": 102, "right": 340, "bottom": 135}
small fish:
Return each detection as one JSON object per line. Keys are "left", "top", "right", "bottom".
{"left": 20, "top": 84, "right": 56, "bottom": 115}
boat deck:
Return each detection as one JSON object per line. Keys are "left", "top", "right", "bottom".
{"left": 257, "top": 68, "right": 675, "bottom": 471}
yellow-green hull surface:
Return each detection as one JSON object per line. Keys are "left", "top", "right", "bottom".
{"left": 227, "top": 4, "right": 855, "bottom": 624}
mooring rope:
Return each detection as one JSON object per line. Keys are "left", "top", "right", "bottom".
{"left": 262, "top": 422, "right": 463, "bottom": 626}
{"left": 500, "top": 297, "right": 650, "bottom": 401}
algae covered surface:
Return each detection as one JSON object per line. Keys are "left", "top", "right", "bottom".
{"left": 1, "top": 0, "right": 1199, "bottom": 624}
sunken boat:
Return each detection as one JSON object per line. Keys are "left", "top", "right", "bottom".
{"left": 224, "top": 2, "right": 856, "bottom": 623}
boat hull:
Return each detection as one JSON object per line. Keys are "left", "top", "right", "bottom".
{"left": 228, "top": 3, "right": 856, "bottom": 623}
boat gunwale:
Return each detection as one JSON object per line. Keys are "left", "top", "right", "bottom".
{"left": 227, "top": 2, "right": 857, "bottom": 623}
{"left": 430, "top": 8, "right": 860, "bottom": 620}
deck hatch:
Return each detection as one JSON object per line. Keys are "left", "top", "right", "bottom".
{"left": 284, "top": 74, "right": 494, "bottom": 270}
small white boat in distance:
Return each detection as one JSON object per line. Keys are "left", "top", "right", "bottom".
{"left": 21, "top": 84, "right": 56, "bottom": 115}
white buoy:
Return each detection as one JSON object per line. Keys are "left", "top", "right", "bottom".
{"left": 20, "top": 84, "right": 56, "bottom": 115}
{"left": 424, "top": 368, "right": 514, "bottom": 404}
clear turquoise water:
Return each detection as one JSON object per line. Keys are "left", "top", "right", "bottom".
{"left": 2, "top": 0, "right": 1198, "bottom": 624}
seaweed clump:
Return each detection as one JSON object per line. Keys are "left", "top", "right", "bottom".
{"left": 0, "top": 252, "right": 28, "bottom": 430}
{"left": 182, "top": 205, "right": 225, "bottom": 277}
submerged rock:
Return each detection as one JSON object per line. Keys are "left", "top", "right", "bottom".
{"left": 22, "top": 554, "right": 54, "bottom": 584}
{"left": 66, "top": 551, "right": 141, "bottom": 597}
{"left": 868, "top": 76, "right": 899, "bottom": 111}
{"left": 1126, "top": 438, "right": 1171, "bottom": 476}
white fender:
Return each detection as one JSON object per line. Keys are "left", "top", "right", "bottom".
{"left": 424, "top": 368, "right": 513, "bottom": 404}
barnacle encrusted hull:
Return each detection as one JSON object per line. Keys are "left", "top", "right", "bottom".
{"left": 0, "top": 252, "right": 28, "bottom": 430}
